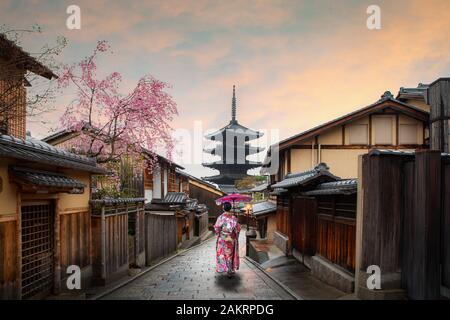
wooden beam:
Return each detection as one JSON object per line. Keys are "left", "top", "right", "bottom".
{"left": 395, "top": 113, "right": 399, "bottom": 146}
{"left": 287, "top": 148, "right": 291, "bottom": 174}
{"left": 289, "top": 144, "right": 425, "bottom": 150}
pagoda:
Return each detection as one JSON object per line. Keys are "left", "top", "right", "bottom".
{"left": 202, "top": 86, "right": 264, "bottom": 193}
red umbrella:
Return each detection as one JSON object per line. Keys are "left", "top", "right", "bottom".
{"left": 216, "top": 193, "right": 252, "bottom": 205}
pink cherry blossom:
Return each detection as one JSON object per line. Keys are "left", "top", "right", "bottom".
{"left": 58, "top": 40, "right": 178, "bottom": 175}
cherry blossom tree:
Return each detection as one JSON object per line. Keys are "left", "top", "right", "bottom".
{"left": 58, "top": 40, "right": 178, "bottom": 170}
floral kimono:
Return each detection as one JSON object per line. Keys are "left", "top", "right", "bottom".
{"left": 214, "top": 212, "right": 241, "bottom": 274}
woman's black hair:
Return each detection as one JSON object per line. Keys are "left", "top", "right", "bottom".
{"left": 223, "top": 202, "right": 232, "bottom": 212}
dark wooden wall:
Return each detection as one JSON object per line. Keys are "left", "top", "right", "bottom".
{"left": 144, "top": 212, "right": 177, "bottom": 265}
{"left": 0, "top": 219, "right": 18, "bottom": 299}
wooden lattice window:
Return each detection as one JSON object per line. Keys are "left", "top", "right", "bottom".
{"left": 0, "top": 78, "right": 26, "bottom": 138}
{"left": 21, "top": 201, "right": 55, "bottom": 299}
{"left": 168, "top": 168, "right": 177, "bottom": 192}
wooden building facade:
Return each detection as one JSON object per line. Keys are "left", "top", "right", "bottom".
{"left": 270, "top": 163, "right": 357, "bottom": 292}
{"left": 0, "top": 35, "right": 106, "bottom": 299}
{"left": 262, "top": 91, "right": 430, "bottom": 181}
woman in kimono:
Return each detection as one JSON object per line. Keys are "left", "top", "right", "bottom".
{"left": 214, "top": 202, "right": 241, "bottom": 277}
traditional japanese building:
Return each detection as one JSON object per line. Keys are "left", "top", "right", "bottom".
{"left": 202, "top": 86, "right": 264, "bottom": 193}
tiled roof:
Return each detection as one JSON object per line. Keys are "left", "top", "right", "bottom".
{"left": 91, "top": 198, "right": 146, "bottom": 206}
{"left": 0, "top": 33, "right": 57, "bottom": 79}
{"left": 368, "top": 149, "right": 450, "bottom": 158}
{"left": 252, "top": 201, "right": 277, "bottom": 217}
{"left": 249, "top": 183, "right": 268, "bottom": 192}
{"left": 11, "top": 167, "right": 85, "bottom": 189}
{"left": 0, "top": 134, "right": 105, "bottom": 173}
{"left": 175, "top": 168, "right": 225, "bottom": 193}
{"left": 218, "top": 184, "right": 240, "bottom": 194}
{"left": 369, "top": 149, "right": 415, "bottom": 157}
{"left": 270, "top": 187, "right": 288, "bottom": 195}
{"left": 271, "top": 163, "right": 339, "bottom": 189}
{"left": 302, "top": 179, "right": 357, "bottom": 196}
{"left": 186, "top": 198, "right": 198, "bottom": 210}
{"left": 205, "top": 121, "right": 262, "bottom": 140}
{"left": 162, "top": 192, "right": 188, "bottom": 204}
{"left": 397, "top": 83, "right": 429, "bottom": 102}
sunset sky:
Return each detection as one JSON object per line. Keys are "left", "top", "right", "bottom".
{"left": 1, "top": 0, "right": 450, "bottom": 178}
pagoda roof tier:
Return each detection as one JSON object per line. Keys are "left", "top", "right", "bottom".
{"left": 205, "top": 121, "right": 263, "bottom": 140}
{"left": 202, "top": 161, "right": 262, "bottom": 170}
{"left": 203, "top": 145, "right": 265, "bottom": 156}
{"left": 202, "top": 173, "right": 254, "bottom": 185}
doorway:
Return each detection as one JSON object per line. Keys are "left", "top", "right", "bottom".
{"left": 21, "top": 201, "right": 55, "bottom": 299}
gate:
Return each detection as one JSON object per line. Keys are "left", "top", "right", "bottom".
{"left": 21, "top": 201, "right": 54, "bottom": 299}
{"left": 291, "top": 197, "right": 317, "bottom": 256}
{"left": 145, "top": 211, "right": 177, "bottom": 265}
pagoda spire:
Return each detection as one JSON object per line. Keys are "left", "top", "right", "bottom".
{"left": 231, "top": 85, "right": 237, "bottom": 123}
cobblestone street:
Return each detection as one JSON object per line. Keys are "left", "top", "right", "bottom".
{"left": 102, "top": 234, "right": 294, "bottom": 300}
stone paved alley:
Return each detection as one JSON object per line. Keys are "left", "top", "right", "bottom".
{"left": 102, "top": 233, "right": 295, "bottom": 300}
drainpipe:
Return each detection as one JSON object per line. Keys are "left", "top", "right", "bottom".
{"left": 318, "top": 143, "right": 322, "bottom": 164}
{"left": 311, "top": 141, "right": 315, "bottom": 167}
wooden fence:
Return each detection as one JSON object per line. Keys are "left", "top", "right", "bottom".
{"left": 195, "top": 211, "right": 209, "bottom": 237}
{"left": 359, "top": 150, "right": 449, "bottom": 299}
{"left": 288, "top": 195, "right": 356, "bottom": 272}
{"left": 316, "top": 195, "right": 356, "bottom": 272}
{"left": 90, "top": 199, "right": 145, "bottom": 285}
{"left": 144, "top": 211, "right": 178, "bottom": 265}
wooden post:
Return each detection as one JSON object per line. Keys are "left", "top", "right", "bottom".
{"left": 54, "top": 198, "right": 61, "bottom": 294}
{"left": 16, "top": 193, "right": 22, "bottom": 299}
{"left": 428, "top": 78, "right": 450, "bottom": 153}
{"left": 443, "top": 157, "right": 450, "bottom": 295}
{"left": 100, "top": 204, "right": 106, "bottom": 282}
{"left": 407, "top": 150, "right": 442, "bottom": 299}
{"left": 354, "top": 155, "right": 364, "bottom": 297}
{"left": 357, "top": 152, "right": 407, "bottom": 299}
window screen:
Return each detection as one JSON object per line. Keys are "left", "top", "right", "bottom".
{"left": 399, "top": 124, "right": 418, "bottom": 145}
{"left": 374, "top": 117, "right": 393, "bottom": 145}
{"left": 348, "top": 124, "right": 368, "bottom": 145}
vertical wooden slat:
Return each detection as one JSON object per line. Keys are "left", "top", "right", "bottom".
{"left": 406, "top": 150, "right": 442, "bottom": 299}
{"left": 443, "top": 160, "right": 450, "bottom": 288}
